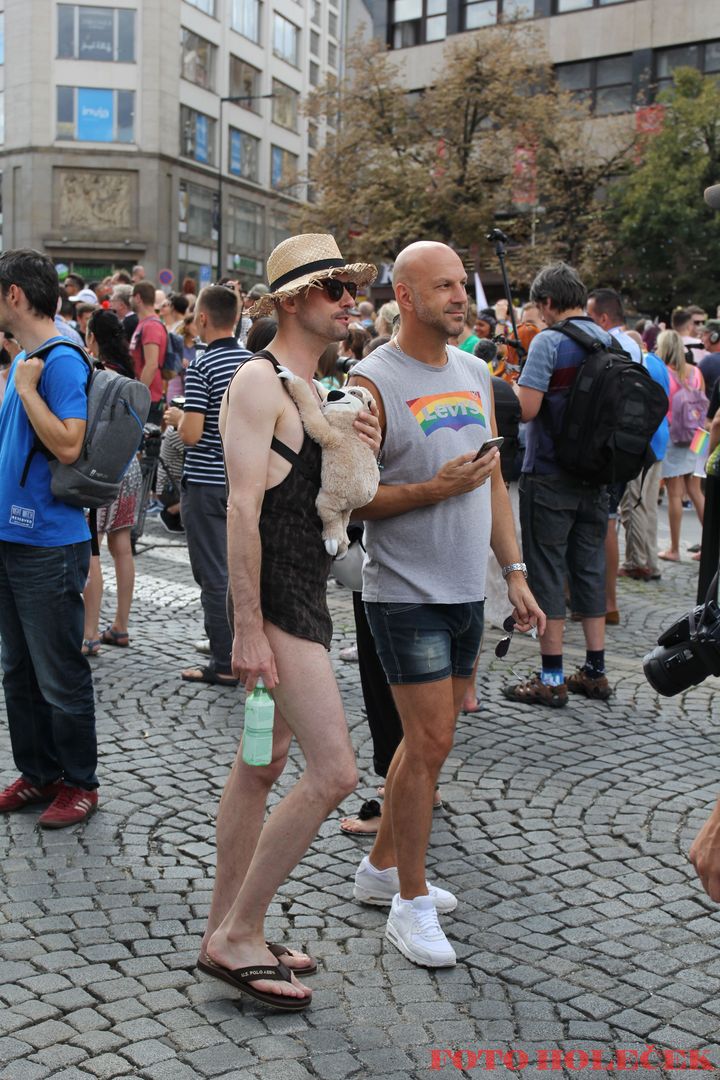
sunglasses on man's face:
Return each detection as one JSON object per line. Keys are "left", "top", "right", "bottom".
{"left": 319, "top": 278, "right": 358, "bottom": 302}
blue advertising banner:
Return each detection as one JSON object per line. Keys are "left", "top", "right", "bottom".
{"left": 195, "top": 114, "right": 208, "bottom": 163}
{"left": 271, "top": 147, "right": 283, "bottom": 189}
{"left": 77, "top": 88, "right": 114, "bottom": 142}
{"left": 230, "top": 130, "right": 241, "bottom": 176}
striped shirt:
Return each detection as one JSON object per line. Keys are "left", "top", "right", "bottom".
{"left": 183, "top": 337, "right": 249, "bottom": 485}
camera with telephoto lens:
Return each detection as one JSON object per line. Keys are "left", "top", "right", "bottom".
{"left": 643, "top": 588, "right": 720, "bottom": 696}
{"left": 336, "top": 355, "right": 356, "bottom": 375}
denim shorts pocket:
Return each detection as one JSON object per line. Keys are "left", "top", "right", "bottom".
{"left": 380, "top": 602, "right": 422, "bottom": 616}
{"left": 531, "top": 481, "right": 578, "bottom": 547}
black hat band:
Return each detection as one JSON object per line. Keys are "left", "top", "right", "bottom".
{"left": 269, "top": 258, "right": 346, "bottom": 292}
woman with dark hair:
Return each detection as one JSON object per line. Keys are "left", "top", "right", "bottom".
{"left": 245, "top": 316, "right": 277, "bottom": 354}
{"left": 81, "top": 310, "right": 143, "bottom": 655}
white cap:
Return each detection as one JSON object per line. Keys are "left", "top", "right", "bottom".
{"left": 68, "top": 288, "right": 99, "bottom": 304}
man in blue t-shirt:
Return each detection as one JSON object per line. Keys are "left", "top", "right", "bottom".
{"left": 504, "top": 262, "right": 612, "bottom": 708}
{"left": 0, "top": 249, "right": 98, "bottom": 828}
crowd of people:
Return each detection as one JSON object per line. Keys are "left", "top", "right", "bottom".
{"left": 1, "top": 235, "right": 720, "bottom": 1011}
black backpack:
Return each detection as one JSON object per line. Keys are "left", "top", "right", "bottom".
{"left": 551, "top": 320, "right": 669, "bottom": 486}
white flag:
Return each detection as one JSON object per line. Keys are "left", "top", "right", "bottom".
{"left": 474, "top": 271, "right": 488, "bottom": 311}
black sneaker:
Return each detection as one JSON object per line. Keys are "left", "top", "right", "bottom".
{"left": 159, "top": 509, "right": 184, "bottom": 533}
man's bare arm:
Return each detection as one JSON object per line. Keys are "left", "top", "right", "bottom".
{"left": 223, "top": 363, "right": 285, "bottom": 689}
{"left": 140, "top": 342, "right": 159, "bottom": 388}
{"left": 349, "top": 372, "right": 498, "bottom": 521}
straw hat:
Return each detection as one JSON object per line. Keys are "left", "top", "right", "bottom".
{"left": 249, "top": 233, "right": 377, "bottom": 317}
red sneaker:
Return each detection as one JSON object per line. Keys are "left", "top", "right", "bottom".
{"left": 38, "top": 784, "right": 98, "bottom": 829}
{"left": 0, "top": 777, "right": 63, "bottom": 813}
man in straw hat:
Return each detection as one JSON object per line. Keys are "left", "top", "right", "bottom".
{"left": 348, "top": 240, "right": 545, "bottom": 968}
{"left": 198, "top": 234, "right": 381, "bottom": 1010}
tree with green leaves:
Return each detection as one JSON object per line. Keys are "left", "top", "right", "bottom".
{"left": 295, "top": 28, "right": 634, "bottom": 292}
{"left": 608, "top": 67, "right": 720, "bottom": 315}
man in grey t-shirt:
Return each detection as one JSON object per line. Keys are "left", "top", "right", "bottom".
{"left": 349, "top": 241, "right": 544, "bottom": 969}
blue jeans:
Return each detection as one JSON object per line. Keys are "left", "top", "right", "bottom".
{"left": 364, "top": 600, "right": 485, "bottom": 685}
{"left": 0, "top": 540, "right": 98, "bottom": 789}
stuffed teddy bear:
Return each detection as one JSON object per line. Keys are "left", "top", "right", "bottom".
{"left": 280, "top": 374, "right": 380, "bottom": 557}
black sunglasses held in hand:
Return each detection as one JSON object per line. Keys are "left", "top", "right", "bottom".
{"left": 320, "top": 278, "right": 358, "bottom": 302}
{"left": 495, "top": 615, "right": 517, "bottom": 658}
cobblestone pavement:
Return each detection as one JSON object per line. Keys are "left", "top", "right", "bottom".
{"left": 2, "top": 510, "right": 720, "bottom": 1080}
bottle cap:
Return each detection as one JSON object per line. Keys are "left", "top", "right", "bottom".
{"left": 256, "top": 677, "right": 265, "bottom": 689}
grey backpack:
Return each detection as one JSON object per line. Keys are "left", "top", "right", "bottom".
{"left": 20, "top": 337, "right": 151, "bottom": 509}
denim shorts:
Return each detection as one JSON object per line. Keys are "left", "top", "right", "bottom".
{"left": 364, "top": 600, "right": 484, "bottom": 685}
{"left": 519, "top": 472, "right": 608, "bottom": 621}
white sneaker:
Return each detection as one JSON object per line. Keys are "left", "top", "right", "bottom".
{"left": 386, "top": 894, "right": 457, "bottom": 967}
{"left": 353, "top": 856, "right": 457, "bottom": 913}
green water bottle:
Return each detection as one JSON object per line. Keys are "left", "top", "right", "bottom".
{"left": 242, "top": 678, "right": 275, "bottom": 766}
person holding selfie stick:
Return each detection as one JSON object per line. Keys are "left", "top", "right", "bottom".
{"left": 348, "top": 240, "right": 544, "bottom": 969}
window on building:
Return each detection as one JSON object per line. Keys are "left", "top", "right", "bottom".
{"left": 273, "top": 13, "right": 299, "bottom": 66}
{"left": 184, "top": 182, "right": 216, "bottom": 244}
{"left": 184, "top": 0, "right": 216, "bottom": 13}
{"left": 309, "top": 60, "right": 320, "bottom": 86}
{"left": 229, "top": 127, "right": 260, "bottom": 182}
{"left": 227, "top": 196, "right": 263, "bottom": 252}
{"left": 328, "top": 41, "right": 337, "bottom": 68}
{"left": 556, "top": 53, "right": 632, "bottom": 113}
{"left": 229, "top": 57, "right": 262, "bottom": 110}
{"left": 462, "top": 0, "right": 528, "bottom": 30}
{"left": 271, "top": 145, "right": 298, "bottom": 191}
{"left": 232, "top": 0, "right": 261, "bottom": 43}
{"left": 328, "top": 10, "right": 338, "bottom": 37}
{"left": 180, "top": 104, "right": 216, "bottom": 164}
{"left": 57, "top": 5, "right": 135, "bottom": 62}
{"left": 311, "top": 0, "right": 321, "bottom": 25}
{"left": 653, "top": 42, "right": 720, "bottom": 93}
{"left": 0, "top": 13, "right": 5, "bottom": 65}
{"left": 181, "top": 29, "right": 216, "bottom": 90}
{"left": 271, "top": 79, "right": 299, "bottom": 131}
{"left": 268, "top": 213, "right": 291, "bottom": 251}
{"left": 392, "top": 0, "right": 446, "bottom": 47}
{"left": 554, "top": 0, "right": 626, "bottom": 10}
{"left": 0, "top": 92, "right": 4, "bottom": 145}
{"left": 310, "top": 29, "right": 320, "bottom": 56}
{"left": 308, "top": 121, "right": 318, "bottom": 149}
{"left": 56, "top": 86, "right": 135, "bottom": 142}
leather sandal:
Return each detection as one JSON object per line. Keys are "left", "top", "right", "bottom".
{"left": 503, "top": 673, "right": 568, "bottom": 708}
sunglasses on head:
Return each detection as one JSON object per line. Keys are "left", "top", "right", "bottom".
{"left": 319, "top": 278, "right": 358, "bottom": 302}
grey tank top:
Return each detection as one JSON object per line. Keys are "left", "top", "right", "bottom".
{"left": 354, "top": 342, "right": 493, "bottom": 604}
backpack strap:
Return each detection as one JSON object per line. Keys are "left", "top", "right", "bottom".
{"left": 550, "top": 319, "right": 629, "bottom": 358}
{"left": 19, "top": 337, "right": 95, "bottom": 487}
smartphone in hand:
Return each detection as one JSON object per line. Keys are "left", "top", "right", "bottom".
{"left": 474, "top": 436, "right": 504, "bottom": 462}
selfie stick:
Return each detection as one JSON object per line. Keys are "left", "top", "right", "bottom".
{"left": 486, "top": 228, "right": 525, "bottom": 362}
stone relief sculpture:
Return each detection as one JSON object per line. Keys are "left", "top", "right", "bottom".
{"left": 57, "top": 170, "right": 134, "bottom": 230}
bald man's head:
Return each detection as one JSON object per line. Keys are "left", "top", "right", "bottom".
{"left": 392, "top": 242, "right": 463, "bottom": 290}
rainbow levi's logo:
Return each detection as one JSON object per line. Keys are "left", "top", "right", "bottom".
{"left": 407, "top": 391, "right": 487, "bottom": 436}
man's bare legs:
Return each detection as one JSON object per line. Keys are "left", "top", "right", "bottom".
{"left": 367, "top": 675, "right": 470, "bottom": 900}
{"left": 206, "top": 623, "right": 357, "bottom": 1002}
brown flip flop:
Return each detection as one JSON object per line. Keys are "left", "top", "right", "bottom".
{"left": 266, "top": 941, "right": 318, "bottom": 975}
{"left": 197, "top": 956, "right": 312, "bottom": 1010}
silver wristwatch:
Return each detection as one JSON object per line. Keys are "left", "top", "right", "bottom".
{"left": 502, "top": 562, "right": 527, "bottom": 579}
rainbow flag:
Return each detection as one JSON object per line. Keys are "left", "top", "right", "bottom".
{"left": 690, "top": 428, "right": 709, "bottom": 455}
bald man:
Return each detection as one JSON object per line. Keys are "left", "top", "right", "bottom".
{"left": 349, "top": 242, "right": 544, "bottom": 968}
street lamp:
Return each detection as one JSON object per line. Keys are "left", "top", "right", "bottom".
{"left": 216, "top": 93, "right": 277, "bottom": 281}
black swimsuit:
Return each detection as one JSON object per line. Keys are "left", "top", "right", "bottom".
{"left": 227, "top": 351, "right": 333, "bottom": 649}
